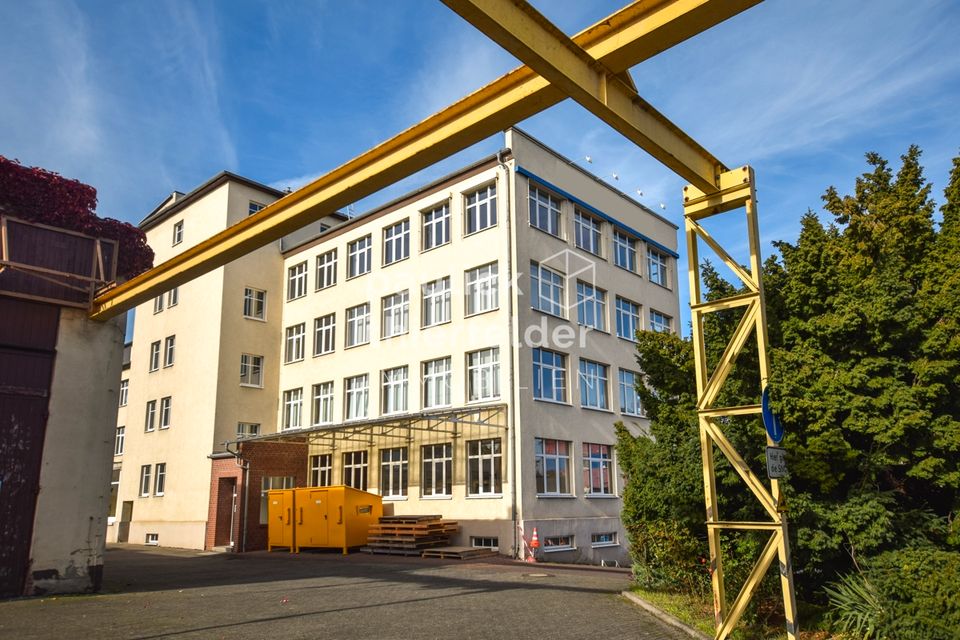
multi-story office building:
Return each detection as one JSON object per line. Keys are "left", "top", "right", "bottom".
{"left": 110, "top": 128, "right": 679, "bottom": 564}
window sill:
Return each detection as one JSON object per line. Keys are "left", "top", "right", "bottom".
{"left": 240, "top": 383, "right": 264, "bottom": 389}
{"left": 159, "top": 426, "right": 170, "bottom": 430}
{"left": 531, "top": 307, "right": 568, "bottom": 322}
{"left": 621, "top": 412, "right": 647, "bottom": 419}
{"left": 315, "top": 284, "right": 337, "bottom": 293}
{"left": 616, "top": 335, "right": 638, "bottom": 344}
{"left": 591, "top": 542, "right": 620, "bottom": 549}
{"left": 528, "top": 223, "right": 565, "bottom": 242}
{"left": 463, "top": 223, "right": 498, "bottom": 238}
{"left": 585, "top": 494, "right": 619, "bottom": 499}
{"left": 466, "top": 493, "right": 503, "bottom": 499}
{"left": 613, "top": 264, "right": 640, "bottom": 277}
{"left": 542, "top": 545, "right": 576, "bottom": 553}
{"left": 380, "top": 331, "right": 410, "bottom": 341}
{"left": 283, "top": 358, "right": 305, "bottom": 365}
{"left": 578, "top": 325, "right": 609, "bottom": 335}
{"left": 313, "top": 351, "right": 334, "bottom": 358}
{"left": 243, "top": 316, "right": 267, "bottom": 323}
{"left": 648, "top": 279, "right": 672, "bottom": 292}
{"left": 536, "top": 494, "right": 576, "bottom": 499}
{"left": 421, "top": 319, "right": 452, "bottom": 330}
{"left": 532, "top": 397, "right": 572, "bottom": 408}
{"left": 580, "top": 405, "right": 614, "bottom": 414}
{"left": 346, "top": 272, "right": 371, "bottom": 281}
{"left": 421, "top": 494, "right": 453, "bottom": 500}
{"left": 286, "top": 294, "right": 307, "bottom": 303}
{"left": 467, "top": 396, "right": 501, "bottom": 405}
{"left": 383, "top": 496, "right": 408, "bottom": 502}
{"left": 464, "top": 307, "right": 500, "bottom": 319}
{"left": 344, "top": 342, "right": 370, "bottom": 350}
{"left": 383, "top": 254, "right": 411, "bottom": 269}
{"left": 420, "top": 241, "right": 452, "bottom": 254}
{"left": 573, "top": 245, "right": 605, "bottom": 261}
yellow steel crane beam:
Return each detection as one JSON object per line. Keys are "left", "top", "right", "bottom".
{"left": 89, "top": 0, "right": 760, "bottom": 321}
{"left": 440, "top": 0, "right": 726, "bottom": 193}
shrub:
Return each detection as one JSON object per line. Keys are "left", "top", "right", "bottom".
{"left": 627, "top": 519, "right": 710, "bottom": 595}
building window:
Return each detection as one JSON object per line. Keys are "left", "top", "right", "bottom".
{"left": 163, "top": 335, "right": 176, "bottom": 367}
{"left": 465, "top": 262, "right": 498, "bottom": 315}
{"left": 345, "top": 374, "right": 369, "bottom": 420}
{"left": 380, "top": 447, "right": 408, "bottom": 497}
{"left": 167, "top": 288, "right": 179, "bottom": 308}
{"left": 154, "top": 463, "right": 166, "bottom": 496}
{"left": 465, "top": 184, "right": 497, "bottom": 234}
{"left": 240, "top": 354, "right": 264, "bottom": 387}
{"left": 535, "top": 438, "right": 571, "bottom": 495}
{"left": 284, "top": 323, "right": 306, "bottom": 363}
{"left": 533, "top": 348, "right": 566, "bottom": 403}
{"left": 422, "top": 203, "right": 450, "bottom": 251}
{"left": 172, "top": 220, "right": 183, "bottom": 246}
{"left": 342, "top": 451, "right": 368, "bottom": 491}
{"left": 119, "top": 379, "right": 128, "bottom": 407}
{"left": 114, "top": 426, "right": 125, "bottom": 456}
{"left": 421, "top": 277, "right": 451, "bottom": 327}
{"left": 381, "top": 290, "right": 409, "bottom": 338}
{"left": 467, "top": 438, "right": 502, "bottom": 496}
{"left": 467, "top": 348, "right": 500, "bottom": 402}
{"left": 153, "top": 295, "right": 164, "bottom": 314}
{"left": 243, "top": 287, "right": 266, "bottom": 320}
{"left": 576, "top": 281, "right": 606, "bottom": 330}
{"left": 159, "top": 396, "right": 171, "bottom": 429}
{"left": 109, "top": 465, "right": 120, "bottom": 517}
{"left": 574, "top": 211, "right": 602, "bottom": 255}
{"left": 530, "top": 261, "right": 564, "bottom": 316}
{"left": 423, "top": 357, "right": 452, "bottom": 408}
{"left": 316, "top": 249, "right": 337, "bottom": 290}
{"left": 287, "top": 261, "right": 308, "bottom": 301}
{"left": 282, "top": 388, "right": 303, "bottom": 430}
{"left": 139, "top": 465, "right": 152, "bottom": 497}
{"left": 471, "top": 536, "right": 499, "bottom": 550}
{"left": 148, "top": 341, "right": 160, "bottom": 372}
{"left": 311, "top": 382, "right": 334, "bottom": 425}
{"left": 648, "top": 248, "right": 669, "bottom": 287}
{"left": 345, "top": 303, "right": 370, "bottom": 347}
{"left": 237, "top": 422, "right": 260, "bottom": 439}
{"left": 615, "top": 297, "right": 640, "bottom": 341}
{"left": 381, "top": 366, "right": 408, "bottom": 415}
{"left": 313, "top": 313, "right": 336, "bottom": 356}
{"left": 591, "top": 532, "right": 619, "bottom": 547}
{"left": 348, "top": 235, "right": 372, "bottom": 278}
{"left": 578, "top": 359, "right": 609, "bottom": 410}
{"left": 613, "top": 231, "right": 637, "bottom": 272}
{"left": 619, "top": 370, "right": 644, "bottom": 416}
{"left": 260, "top": 476, "right": 294, "bottom": 524}
{"left": 248, "top": 201, "right": 266, "bottom": 216}
{"left": 543, "top": 535, "right": 575, "bottom": 552}
{"left": 650, "top": 309, "right": 673, "bottom": 334}
{"left": 529, "top": 185, "right": 562, "bottom": 236}
{"left": 144, "top": 400, "right": 157, "bottom": 432}
{"left": 310, "top": 454, "right": 332, "bottom": 487}
{"left": 422, "top": 443, "right": 452, "bottom": 497}
{"left": 383, "top": 219, "right": 410, "bottom": 265}
{"left": 583, "top": 443, "right": 613, "bottom": 495}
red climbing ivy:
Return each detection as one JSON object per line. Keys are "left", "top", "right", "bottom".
{"left": 0, "top": 155, "right": 153, "bottom": 280}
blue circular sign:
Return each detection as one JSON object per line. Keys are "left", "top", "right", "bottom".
{"left": 761, "top": 385, "right": 785, "bottom": 444}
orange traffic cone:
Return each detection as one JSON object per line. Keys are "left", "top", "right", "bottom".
{"left": 530, "top": 528, "right": 540, "bottom": 549}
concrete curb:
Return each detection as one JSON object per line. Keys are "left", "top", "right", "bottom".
{"left": 621, "top": 590, "right": 712, "bottom": 640}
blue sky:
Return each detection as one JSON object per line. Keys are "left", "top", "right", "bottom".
{"left": 2, "top": 1, "right": 959, "bottom": 335}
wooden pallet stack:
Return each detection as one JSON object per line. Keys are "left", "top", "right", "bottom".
{"left": 363, "top": 515, "right": 459, "bottom": 556}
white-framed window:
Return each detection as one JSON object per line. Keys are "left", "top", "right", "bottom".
{"left": 348, "top": 235, "right": 372, "bottom": 278}
{"left": 148, "top": 341, "right": 160, "bottom": 372}
{"left": 240, "top": 353, "right": 264, "bottom": 387}
{"left": 530, "top": 261, "right": 564, "bottom": 316}
{"left": 533, "top": 348, "right": 566, "bottom": 403}
{"left": 591, "top": 532, "right": 619, "bottom": 547}
{"left": 139, "top": 465, "right": 152, "bottom": 497}
{"left": 383, "top": 219, "right": 410, "bottom": 265}
{"left": 381, "top": 290, "right": 409, "bottom": 338}
{"left": 109, "top": 465, "right": 120, "bottom": 517}
{"left": 284, "top": 323, "right": 306, "bottom": 363}
{"left": 650, "top": 309, "right": 673, "bottom": 334}
{"left": 619, "top": 369, "right": 645, "bottom": 417}
{"left": 467, "top": 438, "right": 502, "bottom": 496}
{"left": 543, "top": 535, "right": 575, "bottom": 552}
{"left": 282, "top": 388, "right": 303, "bottom": 430}
{"left": 423, "top": 357, "right": 452, "bottom": 408}
{"left": 167, "top": 288, "right": 179, "bottom": 308}
{"left": 159, "top": 396, "right": 171, "bottom": 429}
{"left": 422, "top": 203, "right": 450, "bottom": 251}
{"left": 154, "top": 462, "right": 166, "bottom": 496}
{"left": 313, "top": 313, "right": 336, "bottom": 356}
{"left": 467, "top": 347, "right": 500, "bottom": 402}
{"left": 342, "top": 451, "right": 368, "bottom": 491}
{"left": 144, "top": 400, "right": 157, "bottom": 432}
{"left": 310, "top": 454, "right": 332, "bottom": 487}
{"left": 316, "top": 249, "right": 337, "bottom": 290}
{"left": 578, "top": 359, "right": 609, "bottom": 410}
{"left": 422, "top": 443, "right": 452, "bottom": 497}
{"left": 172, "top": 220, "right": 183, "bottom": 246}
{"left": 465, "top": 183, "right": 497, "bottom": 234}
{"left": 535, "top": 437, "right": 571, "bottom": 495}
{"left": 260, "top": 476, "right": 294, "bottom": 523}
{"left": 576, "top": 281, "right": 606, "bottom": 330}
{"left": 574, "top": 210, "right": 602, "bottom": 255}
{"left": 248, "top": 201, "right": 266, "bottom": 216}
{"left": 345, "top": 374, "right": 369, "bottom": 420}
{"left": 471, "top": 536, "right": 499, "bottom": 550}
{"left": 119, "top": 379, "right": 128, "bottom": 407}
{"left": 287, "top": 261, "right": 308, "bottom": 301}
{"left": 380, "top": 447, "right": 408, "bottom": 498}
{"left": 243, "top": 287, "right": 266, "bottom": 320}
{"left": 114, "top": 426, "right": 125, "bottom": 456}
{"left": 163, "top": 335, "right": 176, "bottom": 367}
{"left": 153, "top": 295, "right": 164, "bottom": 314}
{"left": 345, "top": 303, "right": 370, "bottom": 347}
{"left": 381, "top": 366, "right": 408, "bottom": 415}
{"left": 465, "top": 262, "right": 498, "bottom": 315}
{"left": 421, "top": 277, "right": 451, "bottom": 327}
{"left": 614, "top": 231, "right": 637, "bottom": 272}
{"left": 648, "top": 248, "right": 669, "bottom": 287}
{"left": 529, "top": 185, "right": 562, "bottom": 236}
{"left": 311, "top": 381, "right": 334, "bottom": 425}
{"left": 615, "top": 297, "right": 640, "bottom": 341}
{"left": 583, "top": 443, "right": 614, "bottom": 496}
{"left": 144, "top": 533, "right": 159, "bottom": 545}
{"left": 237, "top": 422, "right": 260, "bottom": 439}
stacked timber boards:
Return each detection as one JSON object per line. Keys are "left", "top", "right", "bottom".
{"left": 363, "top": 515, "right": 461, "bottom": 557}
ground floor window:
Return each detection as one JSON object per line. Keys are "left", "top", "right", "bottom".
{"left": 422, "top": 443, "right": 452, "bottom": 497}
{"left": 543, "top": 535, "right": 575, "bottom": 552}
{"left": 310, "top": 454, "right": 332, "bottom": 487}
{"left": 471, "top": 536, "right": 499, "bottom": 550}
{"left": 259, "top": 476, "right": 294, "bottom": 524}
{"left": 379, "top": 447, "right": 408, "bottom": 497}
{"left": 343, "top": 451, "right": 369, "bottom": 491}
{"left": 591, "top": 532, "right": 618, "bottom": 547}
{"left": 467, "top": 438, "right": 502, "bottom": 496}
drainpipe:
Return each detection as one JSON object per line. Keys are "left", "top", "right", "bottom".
{"left": 224, "top": 440, "right": 250, "bottom": 553}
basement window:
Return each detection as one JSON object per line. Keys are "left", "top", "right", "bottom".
{"left": 145, "top": 533, "right": 159, "bottom": 546}
{"left": 471, "top": 536, "right": 499, "bottom": 551}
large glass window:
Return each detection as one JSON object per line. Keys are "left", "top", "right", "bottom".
{"left": 287, "top": 261, "right": 308, "bottom": 300}
{"left": 422, "top": 443, "right": 452, "bottom": 497}
{"left": 532, "top": 348, "right": 566, "bottom": 403}
{"left": 383, "top": 219, "right": 410, "bottom": 265}
{"left": 342, "top": 451, "right": 368, "bottom": 491}
{"left": 529, "top": 185, "right": 562, "bottom": 236}
{"left": 574, "top": 211, "right": 602, "bottom": 255}
{"left": 583, "top": 443, "right": 613, "bottom": 495}
{"left": 381, "top": 290, "right": 409, "bottom": 338}
{"left": 465, "top": 262, "right": 498, "bottom": 315}
{"left": 345, "top": 303, "right": 370, "bottom": 347}
{"left": 312, "top": 381, "right": 334, "bottom": 425}
{"left": 467, "top": 348, "right": 500, "bottom": 402}
{"left": 423, "top": 357, "right": 452, "bottom": 408}
{"left": 650, "top": 309, "right": 673, "bottom": 334}
{"left": 284, "top": 323, "right": 305, "bottom": 363}
{"left": 613, "top": 231, "right": 637, "bottom": 272}
{"left": 648, "top": 248, "right": 669, "bottom": 287}
{"left": 615, "top": 297, "right": 640, "bottom": 341}
{"left": 576, "top": 281, "right": 606, "bottom": 330}
{"left": 421, "top": 277, "right": 451, "bottom": 327}
{"left": 240, "top": 354, "right": 263, "bottom": 386}
{"left": 316, "top": 249, "right": 337, "bottom": 290}
{"left": 422, "top": 203, "right": 450, "bottom": 250}
{"left": 310, "top": 454, "right": 332, "bottom": 487}
{"left": 578, "top": 359, "right": 609, "bottom": 410}
{"left": 530, "top": 261, "right": 564, "bottom": 316}
{"left": 467, "top": 438, "right": 502, "bottom": 496}
{"left": 345, "top": 374, "right": 369, "bottom": 420}
{"left": 380, "top": 447, "right": 408, "bottom": 498}
{"left": 465, "top": 184, "right": 497, "bottom": 234}
{"left": 243, "top": 287, "right": 266, "bottom": 320}
{"left": 314, "top": 313, "right": 336, "bottom": 356}
{"left": 618, "top": 369, "right": 644, "bottom": 417}
{"left": 381, "top": 366, "right": 408, "bottom": 415}
{"left": 535, "top": 438, "right": 571, "bottom": 495}
{"left": 348, "top": 235, "right": 372, "bottom": 278}
{"left": 282, "top": 388, "right": 303, "bottom": 430}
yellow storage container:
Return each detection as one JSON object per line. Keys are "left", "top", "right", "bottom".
{"left": 294, "top": 485, "right": 382, "bottom": 554}
{"left": 266, "top": 489, "right": 295, "bottom": 552}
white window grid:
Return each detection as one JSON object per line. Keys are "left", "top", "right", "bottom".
{"left": 381, "top": 290, "right": 409, "bottom": 338}
{"left": 383, "top": 219, "right": 410, "bottom": 265}
{"left": 260, "top": 476, "right": 294, "bottom": 524}
{"left": 114, "top": 426, "right": 125, "bottom": 456}
{"left": 535, "top": 438, "right": 571, "bottom": 495}
{"left": 148, "top": 341, "right": 160, "bottom": 372}
{"left": 613, "top": 231, "right": 637, "bottom": 272}
{"left": 282, "top": 388, "right": 303, "bottom": 430}
{"left": 243, "top": 287, "right": 266, "bottom": 320}
{"left": 467, "top": 438, "right": 502, "bottom": 496}
{"left": 313, "top": 314, "right": 336, "bottom": 356}
{"left": 139, "top": 465, "right": 152, "bottom": 497}
{"left": 287, "top": 261, "right": 308, "bottom": 300}
{"left": 529, "top": 185, "right": 562, "bottom": 236}
{"left": 591, "top": 532, "right": 619, "bottom": 547}
{"left": 342, "top": 451, "right": 368, "bottom": 491}
{"left": 240, "top": 353, "right": 263, "bottom": 386}
{"left": 615, "top": 297, "right": 640, "bottom": 341}
{"left": 381, "top": 366, "right": 408, "bottom": 415}
{"left": 312, "top": 382, "right": 334, "bottom": 425}
{"left": 543, "top": 535, "right": 575, "bottom": 551}
{"left": 237, "top": 422, "right": 261, "bottom": 439}
{"left": 576, "top": 281, "right": 606, "bottom": 330}
{"left": 531, "top": 261, "right": 564, "bottom": 316}
{"left": 345, "top": 374, "right": 369, "bottom": 420}
{"left": 153, "top": 295, "right": 164, "bottom": 314}
{"left": 422, "top": 203, "right": 450, "bottom": 250}
{"left": 159, "top": 396, "right": 171, "bottom": 429}
{"left": 346, "top": 303, "right": 370, "bottom": 347}
{"left": 422, "top": 277, "right": 451, "bottom": 327}
{"left": 582, "top": 443, "right": 614, "bottom": 495}
{"left": 248, "top": 201, "right": 266, "bottom": 216}
{"left": 310, "top": 454, "right": 332, "bottom": 487}
{"left": 465, "top": 262, "right": 498, "bottom": 315}
{"left": 574, "top": 211, "right": 602, "bottom": 255}
{"left": 533, "top": 348, "right": 566, "bottom": 403}
{"left": 168, "top": 287, "right": 179, "bottom": 307}
{"left": 154, "top": 463, "right": 166, "bottom": 496}
{"left": 380, "top": 447, "right": 408, "bottom": 497}
{"left": 316, "top": 249, "right": 337, "bottom": 290}
{"left": 144, "top": 400, "right": 157, "bottom": 432}
{"left": 471, "top": 537, "right": 499, "bottom": 550}
{"left": 578, "top": 359, "right": 609, "bottom": 410}
{"left": 422, "top": 443, "right": 452, "bottom": 497}
{"left": 618, "top": 369, "right": 645, "bottom": 417}
{"left": 172, "top": 221, "right": 183, "bottom": 246}
{"left": 465, "top": 184, "right": 497, "bottom": 234}
{"left": 284, "top": 323, "right": 306, "bottom": 363}
{"left": 163, "top": 335, "right": 175, "bottom": 367}
{"left": 650, "top": 309, "right": 673, "bottom": 334}
{"left": 422, "top": 358, "right": 452, "bottom": 408}
{"left": 467, "top": 347, "right": 500, "bottom": 402}
{"left": 648, "top": 248, "right": 669, "bottom": 287}
{"left": 119, "top": 379, "right": 128, "bottom": 407}
{"left": 348, "top": 235, "right": 372, "bottom": 278}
